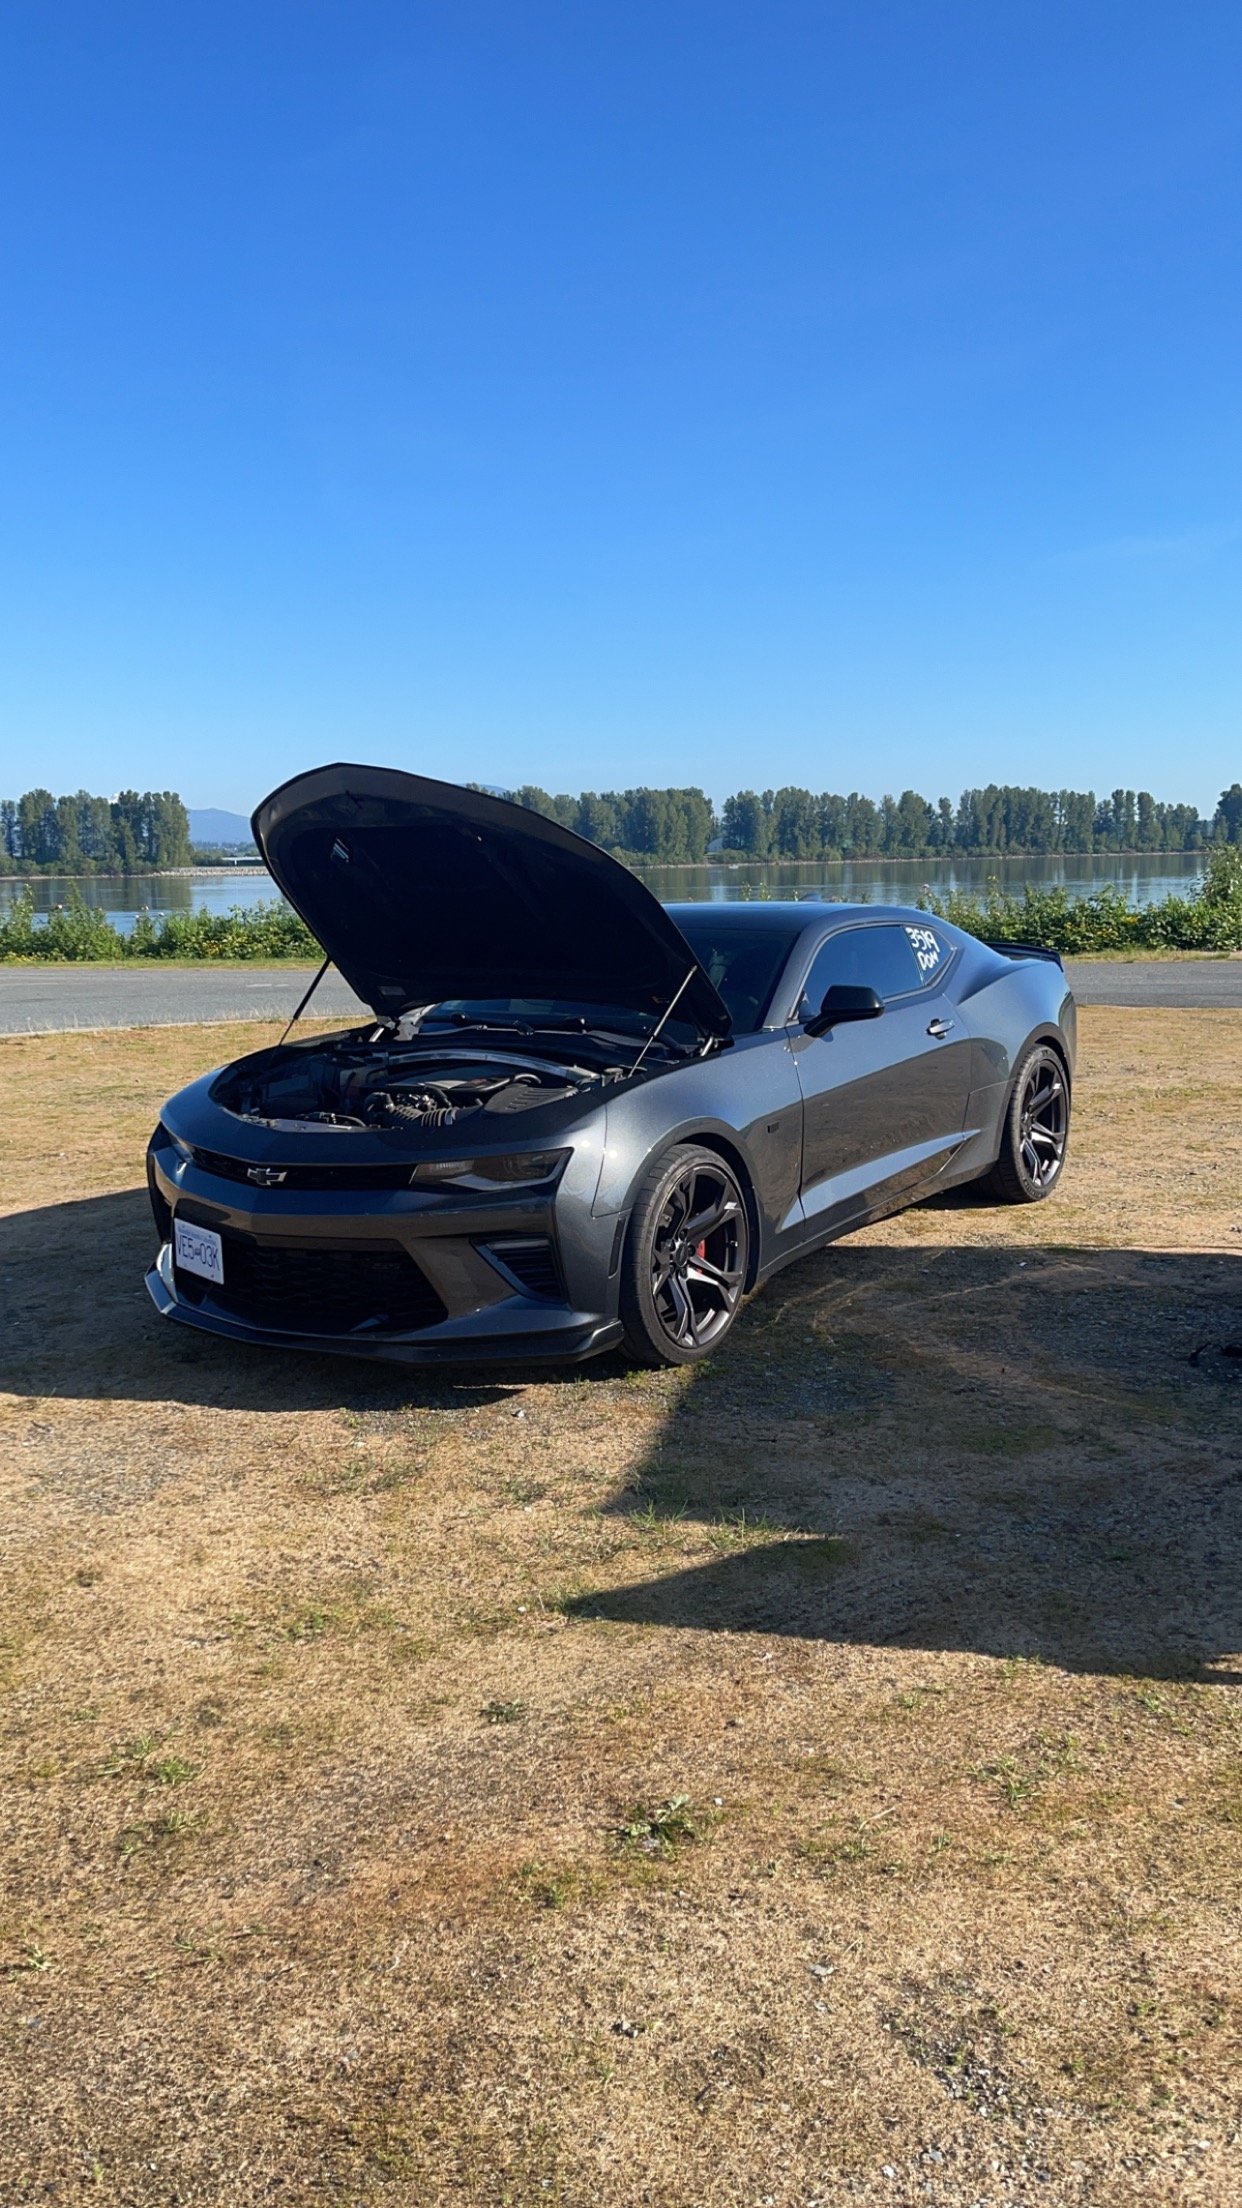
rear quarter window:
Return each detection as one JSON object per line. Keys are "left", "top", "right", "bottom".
{"left": 903, "top": 923, "right": 950, "bottom": 985}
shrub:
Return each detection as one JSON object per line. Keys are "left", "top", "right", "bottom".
{"left": 923, "top": 849, "right": 1242, "bottom": 954}
{"left": 0, "top": 892, "right": 321, "bottom": 962}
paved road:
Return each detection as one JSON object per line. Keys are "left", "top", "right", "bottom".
{"left": 0, "top": 965, "right": 371, "bottom": 1034}
{"left": 1068, "top": 958, "right": 1242, "bottom": 1006}
{"left": 2, "top": 957, "right": 1242, "bottom": 1034}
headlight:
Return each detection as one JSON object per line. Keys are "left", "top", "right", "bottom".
{"left": 161, "top": 1126, "right": 193, "bottom": 1161}
{"left": 411, "top": 1150, "right": 568, "bottom": 1191}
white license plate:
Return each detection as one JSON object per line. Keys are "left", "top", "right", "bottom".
{"left": 174, "top": 1218, "right": 225, "bottom": 1285}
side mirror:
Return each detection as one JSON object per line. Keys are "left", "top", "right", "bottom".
{"left": 805, "top": 983, "right": 885, "bottom": 1036}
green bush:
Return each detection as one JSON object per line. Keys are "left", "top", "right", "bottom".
{"left": 128, "top": 902, "right": 319, "bottom": 959}
{"left": 0, "top": 889, "right": 321, "bottom": 962}
{"left": 0, "top": 888, "right": 128, "bottom": 961}
{"left": 923, "top": 847, "right": 1242, "bottom": 953}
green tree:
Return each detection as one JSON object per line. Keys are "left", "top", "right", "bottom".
{"left": 576, "top": 792, "right": 620, "bottom": 848}
{"left": 18, "top": 788, "right": 57, "bottom": 864}
{"left": 770, "top": 786, "right": 819, "bottom": 858}
{"left": 720, "top": 790, "right": 769, "bottom": 856}
{"left": 1214, "top": 784, "right": 1242, "bottom": 844}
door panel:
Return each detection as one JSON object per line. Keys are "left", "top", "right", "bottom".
{"left": 787, "top": 923, "right": 972, "bottom": 1224}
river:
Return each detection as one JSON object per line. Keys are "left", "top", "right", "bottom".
{"left": 0, "top": 850, "right": 1210, "bottom": 933}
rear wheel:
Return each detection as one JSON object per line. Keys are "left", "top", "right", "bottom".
{"left": 619, "top": 1144, "right": 750, "bottom": 1366}
{"left": 980, "top": 1043, "right": 1069, "bottom": 1203}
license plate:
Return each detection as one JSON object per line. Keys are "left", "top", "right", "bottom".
{"left": 174, "top": 1218, "right": 225, "bottom": 1285}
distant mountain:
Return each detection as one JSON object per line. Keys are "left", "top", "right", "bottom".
{"left": 188, "top": 807, "right": 255, "bottom": 848}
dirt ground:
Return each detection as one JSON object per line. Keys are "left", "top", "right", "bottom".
{"left": 2, "top": 1010, "right": 1239, "bottom": 2208}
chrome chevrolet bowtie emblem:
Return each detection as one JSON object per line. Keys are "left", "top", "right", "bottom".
{"left": 246, "top": 1166, "right": 287, "bottom": 1186}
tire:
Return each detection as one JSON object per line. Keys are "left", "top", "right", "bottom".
{"left": 619, "top": 1143, "right": 751, "bottom": 1366}
{"left": 979, "top": 1043, "right": 1070, "bottom": 1203}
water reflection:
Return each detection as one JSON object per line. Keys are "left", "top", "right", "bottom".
{"left": 0, "top": 851, "right": 1209, "bottom": 934}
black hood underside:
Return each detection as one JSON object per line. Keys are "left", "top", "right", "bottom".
{"left": 251, "top": 764, "right": 731, "bottom": 1039}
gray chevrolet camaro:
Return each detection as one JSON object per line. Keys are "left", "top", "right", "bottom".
{"left": 146, "top": 764, "right": 1077, "bottom": 1369}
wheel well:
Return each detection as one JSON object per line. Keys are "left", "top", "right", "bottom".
{"left": 1032, "top": 1030, "right": 1072, "bottom": 1093}
{"left": 1003, "top": 1031, "right": 1071, "bottom": 1124}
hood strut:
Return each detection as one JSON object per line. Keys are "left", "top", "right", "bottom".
{"left": 629, "top": 965, "right": 698, "bottom": 1077}
{"left": 279, "top": 954, "right": 332, "bottom": 1045}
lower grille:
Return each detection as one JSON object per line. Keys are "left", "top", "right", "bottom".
{"left": 174, "top": 1225, "right": 447, "bottom": 1336}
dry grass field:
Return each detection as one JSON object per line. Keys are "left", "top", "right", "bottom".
{"left": 2, "top": 1010, "right": 1240, "bottom": 2208}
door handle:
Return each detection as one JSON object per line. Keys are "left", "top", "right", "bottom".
{"left": 926, "top": 1017, "right": 954, "bottom": 1038}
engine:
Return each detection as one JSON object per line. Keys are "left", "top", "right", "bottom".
{"left": 355, "top": 1063, "right": 575, "bottom": 1130}
{"left": 217, "top": 1046, "right": 607, "bottom": 1136}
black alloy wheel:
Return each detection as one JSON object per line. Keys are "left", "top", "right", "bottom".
{"left": 620, "top": 1143, "right": 750, "bottom": 1366}
{"left": 982, "top": 1043, "right": 1070, "bottom": 1203}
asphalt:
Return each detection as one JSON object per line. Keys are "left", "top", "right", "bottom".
{"left": 2, "top": 956, "right": 1242, "bottom": 1036}
{"left": 0, "top": 965, "right": 371, "bottom": 1035}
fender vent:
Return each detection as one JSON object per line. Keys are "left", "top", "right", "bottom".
{"left": 482, "top": 1235, "right": 564, "bottom": 1301}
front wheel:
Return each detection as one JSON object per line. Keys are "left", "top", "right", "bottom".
{"left": 619, "top": 1144, "right": 751, "bottom": 1366}
{"left": 979, "top": 1043, "right": 1070, "bottom": 1203}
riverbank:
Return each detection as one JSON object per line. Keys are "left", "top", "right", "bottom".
{"left": 0, "top": 846, "right": 1216, "bottom": 881}
{"left": 2, "top": 849, "right": 1239, "bottom": 959}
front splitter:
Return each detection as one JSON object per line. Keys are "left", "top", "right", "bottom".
{"left": 144, "top": 1258, "right": 623, "bottom": 1368}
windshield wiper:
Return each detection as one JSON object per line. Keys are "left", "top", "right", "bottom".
{"left": 420, "top": 1011, "right": 534, "bottom": 1035}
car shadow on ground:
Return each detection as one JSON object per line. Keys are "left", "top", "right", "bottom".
{"left": 4, "top": 1185, "right": 1240, "bottom": 1680}
{"left": 567, "top": 1236, "right": 1242, "bottom": 1683}
{"left": 0, "top": 1187, "right": 534, "bottom": 1414}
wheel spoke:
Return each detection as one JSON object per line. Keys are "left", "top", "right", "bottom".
{"left": 665, "top": 1270, "right": 696, "bottom": 1343}
{"left": 1027, "top": 1077, "right": 1063, "bottom": 1116}
{"left": 682, "top": 1194, "right": 736, "bottom": 1245}
{"left": 685, "top": 1257, "right": 740, "bottom": 1305}
{"left": 661, "top": 1183, "right": 691, "bottom": 1238}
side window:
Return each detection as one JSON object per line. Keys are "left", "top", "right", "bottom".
{"left": 799, "top": 924, "right": 923, "bottom": 1014}
{"left": 903, "top": 923, "right": 948, "bottom": 987}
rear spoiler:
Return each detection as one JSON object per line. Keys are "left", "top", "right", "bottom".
{"left": 982, "top": 937, "right": 1065, "bottom": 971}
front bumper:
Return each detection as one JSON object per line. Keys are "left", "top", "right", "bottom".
{"left": 145, "top": 1243, "right": 622, "bottom": 1365}
{"left": 145, "top": 1123, "right": 625, "bottom": 1368}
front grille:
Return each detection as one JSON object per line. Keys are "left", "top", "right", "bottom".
{"left": 483, "top": 1235, "right": 564, "bottom": 1301}
{"left": 174, "top": 1224, "right": 447, "bottom": 1336}
{"left": 191, "top": 1146, "right": 415, "bottom": 1192}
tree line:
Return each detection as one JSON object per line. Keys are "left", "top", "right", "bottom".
{"left": 0, "top": 788, "right": 192, "bottom": 873}
{"left": 505, "top": 780, "right": 1242, "bottom": 862}
{"left": 3, "top": 776, "right": 1240, "bottom": 875}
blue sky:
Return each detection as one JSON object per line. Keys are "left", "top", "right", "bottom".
{"left": 1, "top": 3, "right": 1239, "bottom": 814}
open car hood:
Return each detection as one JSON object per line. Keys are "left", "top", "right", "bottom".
{"left": 251, "top": 764, "right": 732, "bottom": 1039}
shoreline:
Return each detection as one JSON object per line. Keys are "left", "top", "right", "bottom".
{"left": 0, "top": 848, "right": 1216, "bottom": 887}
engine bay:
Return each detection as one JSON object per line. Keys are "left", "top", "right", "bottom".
{"left": 215, "top": 1039, "right": 621, "bottom": 1137}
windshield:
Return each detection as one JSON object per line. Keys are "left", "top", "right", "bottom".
{"left": 418, "top": 917, "right": 800, "bottom": 1041}
{"left": 672, "top": 918, "right": 801, "bottom": 1032}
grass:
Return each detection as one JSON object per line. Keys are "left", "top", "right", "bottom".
{"left": 1, "top": 1007, "right": 1240, "bottom": 2204}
